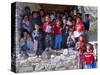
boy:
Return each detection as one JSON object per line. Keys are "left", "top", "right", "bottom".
{"left": 32, "top": 24, "right": 43, "bottom": 57}
{"left": 30, "top": 11, "right": 41, "bottom": 31}
{"left": 82, "top": 43, "right": 94, "bottom": 69}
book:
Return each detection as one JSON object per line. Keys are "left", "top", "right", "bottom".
{"left": 11, "top": 2, "right": 97, "bottom": 73}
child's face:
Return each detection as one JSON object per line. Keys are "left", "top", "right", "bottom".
{"left": 79, "top": 36, "right": 84, "bottom": 41}
{"left": 87, "top": 45, "right": 91, "bottom": 51}
{"left": 35, "top": 24, "right": 40, "bottom": 30}
{"left": 56, "top": 20, "right": 61, "bottom": 26}
{"left": 33, "top": 13, "right": 38, "bottom": 19}
{"left": 76, "top": 18, "right": 81, "bottom": 23}
{"left": 68, "top": 17, "right": 71, "bottom": 21}
{"left": 63, "top": 19, "right": 67, "bottom": 24}
{"left": 41, "top": 17, "right": 45, "bottom": 23}
{"left": 24, "top": 16, "right": 28, "bottom": 21}
{"left": 40, "top": 11, "right": 44, "bottom": 16}
{"left": 23, "top": 32, "right": 28, "bottom": 38}
{"left": 45, "top": 16, "right": 50, "bottom": 22}
{"left": 69, "top": 32, "right": 72, "bottom": 36}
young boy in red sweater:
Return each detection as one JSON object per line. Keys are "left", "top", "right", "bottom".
{"left": 82, "top": 43, "right": 94, "bottom": 69}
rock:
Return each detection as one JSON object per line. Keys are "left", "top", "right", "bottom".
{"left": 27, "top": 57, "right": 41, "bottom": 63}
{"left": 17, "top": 66, "right": 33, "bottom": 73}
{"left": 41, "top": 50, "right": 51, "bottom": 59}
{"left": 62, "top": 49, "right": 69, "bottom": 56}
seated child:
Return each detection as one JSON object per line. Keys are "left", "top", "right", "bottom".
{"left": 20, "top": 30, "right": 34, "bottom": 58}
{"left": 32, "top": 24, "right": 43, "bottom": 57}
{"left": 82, "top": 43, "right": 94, "bottom": 69}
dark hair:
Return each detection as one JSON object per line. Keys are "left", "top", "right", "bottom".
{"left": 24, "top": 6, "right": 30, "bottom": 11}
{"left": 85, "top": 14, "right": 89, "bottom": 18}
{"left": 22, "top": 15, "right": 29, "bottom": 21}
{"left": 21, "top": 29, "right": 29, "bottom": 38}
{"left": 87, "top": 43, "right": 94, "bottom": 51}
{"left": 32, "top": 11, "right": 39, "bottom": 15}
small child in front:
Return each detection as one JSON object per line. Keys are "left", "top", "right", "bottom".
{"left": 82, "top": 43, "right": 94, "bottom": 69}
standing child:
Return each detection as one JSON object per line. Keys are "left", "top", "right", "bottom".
{"left": 53, "top": 20, "right": 62, "bottom": 49}
{"left": 43, "top": 15, "right": 53, "bottom": 50}
{"left": 83, "top": 14, "right": 90, "bottom": 42}
{"left": 92, "top": 43, "right": 97, "bottom": 68}
{"left": 62, "top": 18, "right": 69, "bottom": 48}
{"left": 32, "top": 24, "right": 43, "bottom": 57}
{"left": 82, "top": 43, "right": 94, "bottom": 69}
{"left": 74, "top": 17, "right": 84, "bottom": 42}
{"left": 76, "top": 35, "right": 86, "bottom": 69}
{"left": 67, "top": 31, "right": 75, "bottom": 50}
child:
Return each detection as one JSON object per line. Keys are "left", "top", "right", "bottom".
{"left": 67, "top": 17, "right": 72, "bottom": 27}
{"left": 82, "top": 43, "right": 94, "bottom": 69}
{"left": 30, "top": 11, "right": 41, "bottom": 31}
{"left": 83, "top": 14, "right": 90, "bottom": 42}
{"left": 67, "top": 31, "right": 75, "bottom": 49}
{"left": 92, "top": 43, "right": 97, "bottom": 68}
{"left": 74, "top": 17, "right": 84, "bottom": 42}
{"left": 20, "top": 30, "right": 34, "bottom": 58}
{"left": 83, "top": 14, "right": 90, "bottom": 32}
{"left": 62, "top": 18, "right": 69, "bottom": 48}
{"left": 23, "top": 6, "right": 31, "bottom": 18}
{"left": 76, "top": 35, "right": 86, "bottom": 68}
{"left": 21, "top": 15, "right": 30, "bottom": 32}
{"left": 53, "top": 20, "right": 62, "bottom": 49}
{"left": 32, "top": 24, "right": 43, "bottom": 57}
{"left": 43, "top": 15, "right": 53, "bottom": 50}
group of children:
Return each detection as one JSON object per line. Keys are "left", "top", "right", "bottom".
{"left": 19, "top": 6, "right": 97, "bottom": 69}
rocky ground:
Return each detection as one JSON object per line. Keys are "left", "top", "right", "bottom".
{"left": 15, "top": 49, "right": 78, "bottom": 73}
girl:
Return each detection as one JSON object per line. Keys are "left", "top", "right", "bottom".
{"left": 74, "top": 17, "right": 84, "bottom": 42}
{"left": 20, "top": 30, "right": 34, "bottom": 58}
{"left": 43, "top": 15, "right": 53, "bottom": 50}
{"left": 53, "top": 20, "right": 62, "bottom": 49}
{"left": 76, "top": 35, "right": 86, "bottom": 69}
{"left": 21, "top": 15, "right": 30, "bottom": 32}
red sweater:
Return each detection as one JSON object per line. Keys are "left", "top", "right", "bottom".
{"left": 76, "top": 22, "right": 84, "bottom": 32}
{"left": 53, "top": 26, "right": 62, "bottom": 34}
{"left": 82, "top": 51, "right": 94, "bottom": 64}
